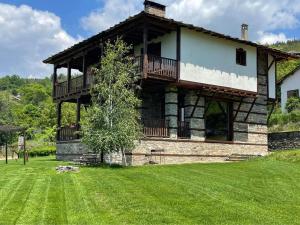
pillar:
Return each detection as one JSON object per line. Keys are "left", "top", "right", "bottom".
{"left": 76, "top": 99, "right": 81, "bottom": 139}
{"left": 184, "top": 90, "right": 205, "bottom": 141}
{"left": 165, "top": 86, "right": 178, "bottom": 139}
{"left": 52, "top": 65, "right": 57, "bottom": 97}
{"left": 143, "top": 24, "right": 148, "bottom": 79}
{"left": 56, "top": 102, "right": 62, "bottom": 141}
{"left": 67, "top": 61, "right": 71, "bottom": 92}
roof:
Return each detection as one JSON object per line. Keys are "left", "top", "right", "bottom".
{"left": 277, "top": 65, "right": 300, "bottom": 85}
{"left": 44, "top": 11, "right": 299, "bottom": 64}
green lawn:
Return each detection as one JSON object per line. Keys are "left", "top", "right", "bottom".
{"left": 1, "top": 152, "right": 300, "bottom": 225}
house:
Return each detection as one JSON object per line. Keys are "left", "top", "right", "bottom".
{"left": 278, "top": 65, "right": 300, "bottom": 112}
{"left": 43, "top": 1, "right": 297, "bottom": 165}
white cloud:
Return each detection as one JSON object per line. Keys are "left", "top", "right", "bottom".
{"left": 81, "top": 0, "right": 300, "bottom": 42}
{"left": 81, "top": 0, "right": 141, "bottom": 34}
{"left": 0, "top": 3, "right": 80, "bottom": 78}
{"left": 258, "top": 32, "right": 290, "bottom": 45}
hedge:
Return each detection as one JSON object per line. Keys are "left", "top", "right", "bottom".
{"left": 27, "top": 146, "right": 56, "bottom": 157}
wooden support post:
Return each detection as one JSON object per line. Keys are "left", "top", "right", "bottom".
{"left": 67, "top": 61, "right": 71, "bottom": 92}
{"left": 233, "top": 97, "right": 243, "bottom": 121}
{"left": 244, "top": 98, "right": 256, "bottom": 122}
{"left": 82, "top": 55, "right": 87, "bottom": 89}
{"left": 5, "top": 139, "right": 8, "bottom": 164}
{"left": 57, "top": 102, "right": 62, "bottom": 141}
{"left": 267, "top": 101, "right": 275, "bottom": 123}
{"left": 76, "top": 99, "right": 81, "bottom": 139}
{"left": 53, "top": 65, "right": 57, "bottom": 97}
{"left": 190, "top": 94, "right": 200, "bottom": 118}
{"left": 143, "top": 25, "right": 148, "bottom": 79}
{"left": 176, "top": 26, "right": 181, "bottom": 82}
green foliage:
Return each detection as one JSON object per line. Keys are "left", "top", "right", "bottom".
{"left": 270, "top": 40, "right": 300, "bottom": 81}
{"left": 82, "top": 39, "right": 141, "bottom": 161}
{"left": 285, "top": 97, "right": 300, "bottom": 113}
{"left": 265, "top": 150, "right": 300, "bottom": 163}
{"left": 28, "top": 145, "right": 56, "bottom": 157}
{"left": 269, "top": 107, "right": 300, "bottom": 132}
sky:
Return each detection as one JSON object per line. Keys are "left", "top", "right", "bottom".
{"left": 1, "top": 0, "right": 300, "bottom": 78}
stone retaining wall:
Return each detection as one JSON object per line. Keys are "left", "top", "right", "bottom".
{"left": 268, "top": 131, "right": 300, "bottom": 150}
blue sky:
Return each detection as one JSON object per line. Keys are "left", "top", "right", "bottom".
{"left": 0, "top": 0, "right": 300, "bottom": 77}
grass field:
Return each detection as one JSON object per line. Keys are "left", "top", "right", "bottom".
{"left": 0, "top": 151, "right": 300, "bottom": 225}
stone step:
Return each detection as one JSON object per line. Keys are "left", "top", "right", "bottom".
{"left": 226, "top": 154, "right": 260, "bottom": 162}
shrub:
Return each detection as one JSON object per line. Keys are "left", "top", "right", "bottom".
{"left": 28, "top": 145, "right": 56, "bottom": 157}
{"left": 285, "top": 97, "right": 300, "bottom": 113}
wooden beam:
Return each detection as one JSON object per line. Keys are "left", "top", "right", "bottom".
{"left": 267, "top": 102, "right": 275, "bottom": 123}
{"left": 176, "top": 26, "right": 181, "bottom": 82}
{"left": 82, "top": 55, "right": 87, "bottom": 88}
{"left": 76, "top": 98, "right": 81, "bottom": 139}
{"left": 67, "top": 61, "right": 71, "bottom": 92}
{"left": 233, "top": 97, "right": 243, "bottom": 121}
{"left": 143, "top": 24, "right": 148, "bottom": 79}
{"left": 268, "top": 58, "right": 275, "bottom": 71}
{"left": 53, "top": 65, "right": 57, "bottom": 98}
{"left": 190, "top": 94, "right": 200, "bottom": 118}
{"left": 57, "top": 102, "right": 62, "bottom": 141}
{"left": 244, "top": 98, "right": 256, "bottom": 122}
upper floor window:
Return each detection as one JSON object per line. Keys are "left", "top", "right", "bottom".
{"left": 287, "top": 89, "right": 299, "bottom": 99}
{"left": 236, "top": 48, "right": 247, "bottom": 66}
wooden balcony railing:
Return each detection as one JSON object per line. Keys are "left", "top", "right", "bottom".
{"left": 142, "top": 119, "right": 170, "bottom": 138}
{"left": 177, "top": 121, "right": 191, "bottom": 139}
{"left": 54, "top": 55, "right": 178, "bottom": 99}
{"left": 57, "top": 120, "right": 191, "bottom": 142}
{"left": 57, "top": 126, "right": 80, "bottom": 141}
{"left": 147, "top": 55, "right": 178, "bottom": 80}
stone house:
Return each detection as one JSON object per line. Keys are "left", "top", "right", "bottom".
{"left": 44, "top": 1, "right": 297, "bottom": 165}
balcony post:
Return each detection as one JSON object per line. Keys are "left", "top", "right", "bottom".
{"left": 82, "top": 55, "right": 87, "bottom": 89}
{"left": 52, "top": 65, "right": 57, "bottom": 97}
{"left": 56, "top": 101, "right": 62, "bottom": 141}
{"left": 143, "top": 24, "right": 148, "bottom": 79}
{"left": 67, "top": 61, "right": 71, "bottom": 92}
{"left": 176, "top": 26, "right": 181, "bottom": 82}
{"left": 76, "top": 98, "right": 81, "bottom": 139}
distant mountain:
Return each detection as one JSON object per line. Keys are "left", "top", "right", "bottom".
{"left": 269, "top": 40, "right": 300, "bottom": 81}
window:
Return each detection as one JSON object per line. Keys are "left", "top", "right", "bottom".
{"left": 287, "top": 89, "right": 299, "bottom": 98}
{"left": 236, "top": 48, "right": 247, "bottom": 66}
{"left": 205, "top": 100, "right": 233, "bottom": 141}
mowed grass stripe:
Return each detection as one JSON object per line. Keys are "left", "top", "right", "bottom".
{"left": 15, "top": 175, "right": 51, "bottom": 225}
{"left": 43, "top": 175, "right": 68, "bottom": 225}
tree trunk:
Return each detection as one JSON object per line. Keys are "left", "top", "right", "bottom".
{"left": 122, "top": 148, "right": 127, "bottom": 167}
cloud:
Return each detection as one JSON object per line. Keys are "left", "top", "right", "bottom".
{"left": 81, "top": 0, "right": 300, "bottom": 42}
{"left": 81, "top": 0, "right": 141, "bottom": 34}
{"left": 0, "top": 3, "right": 80, "bottom": 78}
{"left": 258, "top": 32, "right": 290, "bottom": 45}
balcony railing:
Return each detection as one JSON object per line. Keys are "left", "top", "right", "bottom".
{"left": 57, "top": 126, "right": 80, "bottom": 141}
{"left": 54, "top": 55, "right": 178, "bottom": 99}
{"left": 178, "top": 121, "right": 191, "bottom": 139}
{"left": 142, "top": 119, "right": 170, "bottom": 138}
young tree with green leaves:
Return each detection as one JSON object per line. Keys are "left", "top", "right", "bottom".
{"left": 82, "top": 38, "right": 141, "bottom": 166}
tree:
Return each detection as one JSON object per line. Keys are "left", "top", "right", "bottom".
{"left": 286, "top": 97, "right": 300, "bottom": 113}
{"left": 82, "top": 39, "right": 141, "bottom": 166}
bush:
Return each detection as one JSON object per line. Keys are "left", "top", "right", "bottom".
{"left": 28, "top": 145, "right": 56, "bottom": 157}
{"left": 286, "top": 97, "right": 300, "bottom": 113}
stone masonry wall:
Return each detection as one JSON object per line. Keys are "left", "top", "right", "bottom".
{"left": 268, "top": 131, "right": 300, "bottom": 150}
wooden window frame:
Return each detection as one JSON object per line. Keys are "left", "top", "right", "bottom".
{"left": 287, "top": 89, "right": 299, "bottom": 99}
{"left": 236, "top": 48, "right": 247, "bottom": 66}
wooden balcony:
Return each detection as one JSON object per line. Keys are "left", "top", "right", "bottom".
{"left": 53, "top": 55, "right": 178, "bottom": 100}
{"left": 57, "top": 119, "right": 191, "bottom": 142}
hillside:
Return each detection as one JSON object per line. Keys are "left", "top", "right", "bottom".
{"left": 270, "top": 40, "right": 300, "bottom": 81}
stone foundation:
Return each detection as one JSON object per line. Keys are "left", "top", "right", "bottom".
{"left": 56, "top": 139, "right": 268, "bottom": 166}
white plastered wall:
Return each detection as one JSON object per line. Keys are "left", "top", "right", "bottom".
{"left": 133, "top": 31, "right": 176, "bottom": 59}
{"left": 180, "top": 28, "right": 258, "bottom": 92}
{"left": 268, "top": 54, "right": 276, "bottom": 99}
{"left": 281, "top": 69, "right": 300, "bottom": 112}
